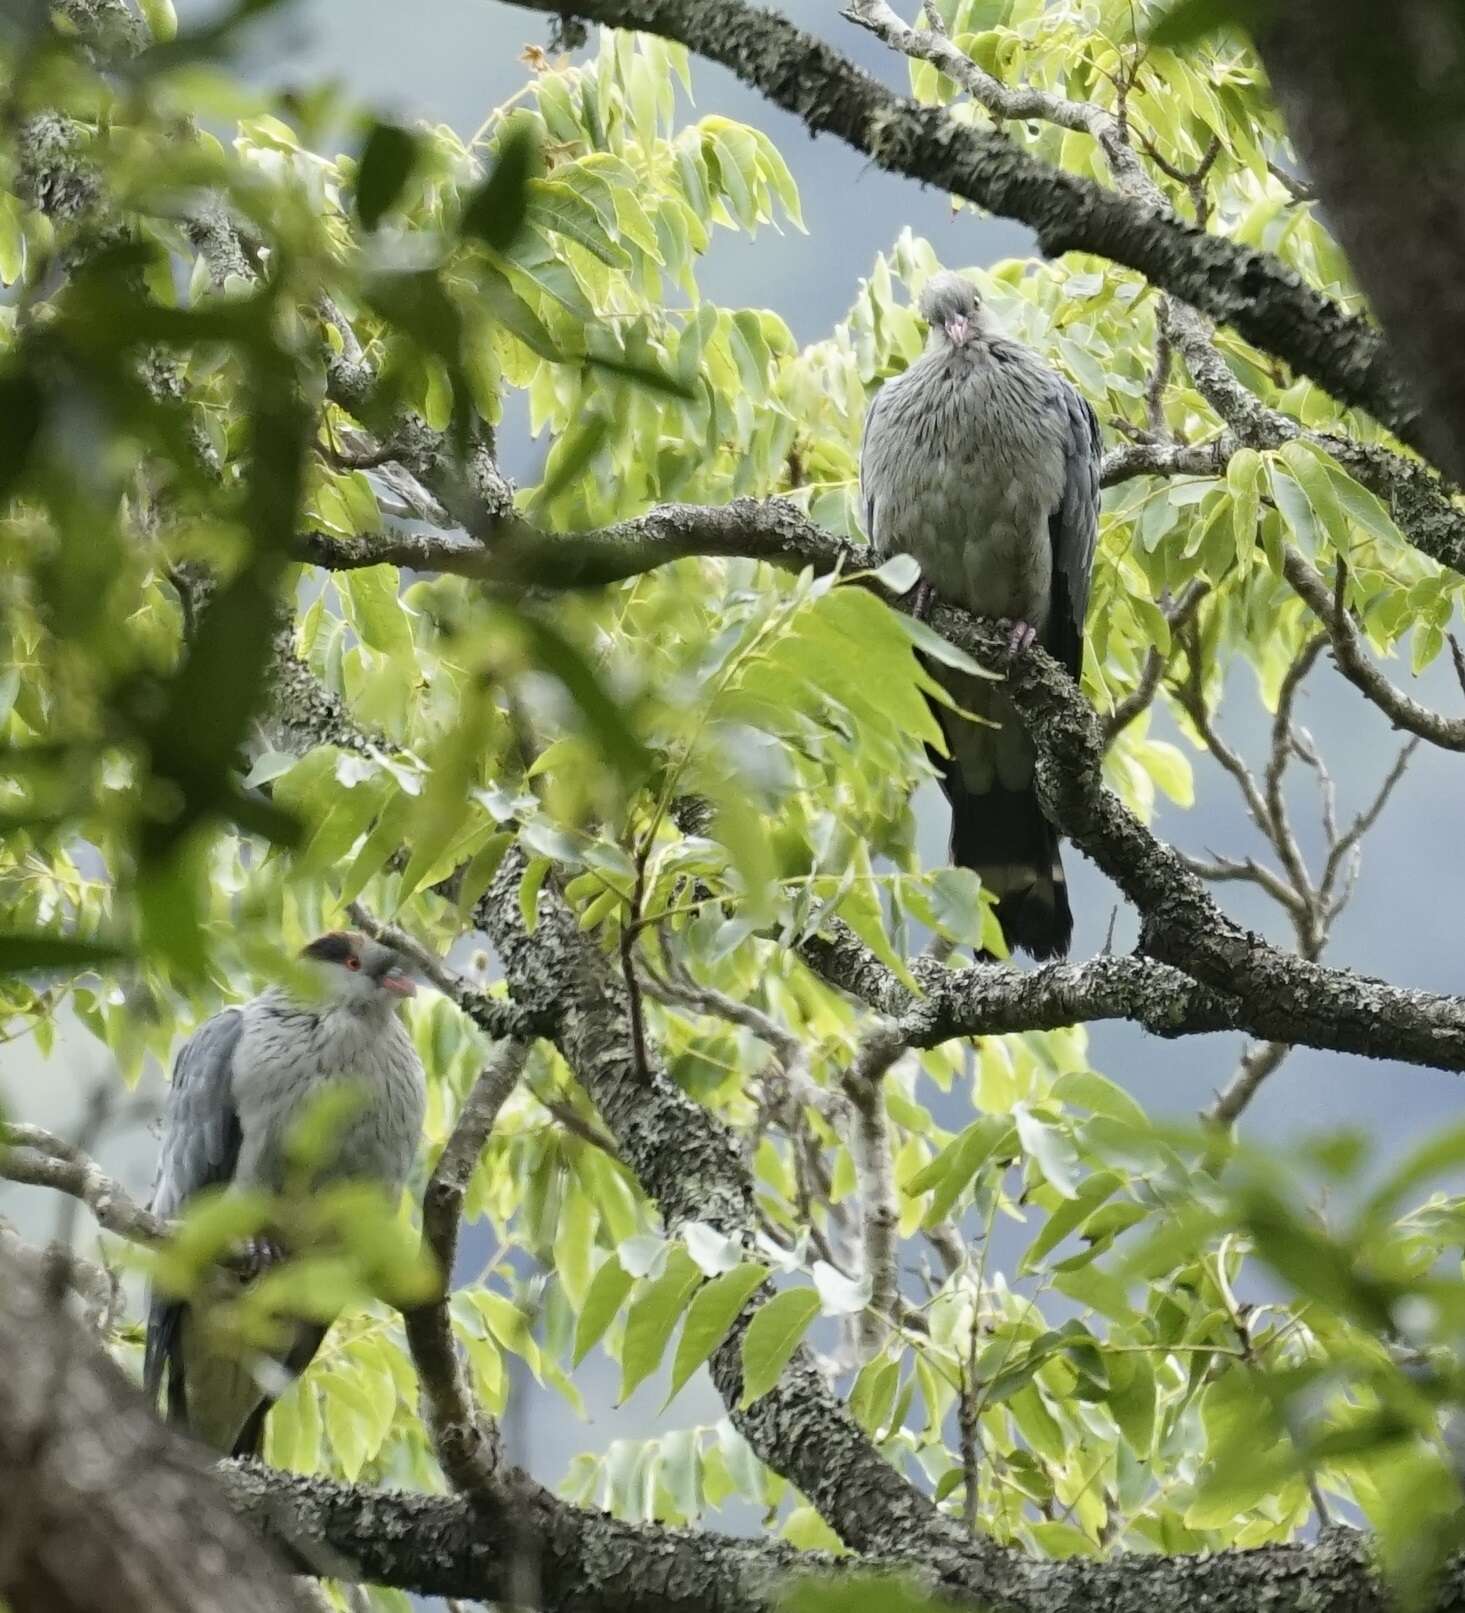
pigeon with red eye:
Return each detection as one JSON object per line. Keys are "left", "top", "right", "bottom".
{"left": 144, "top": 929, "right": 425, "bottom": 1456}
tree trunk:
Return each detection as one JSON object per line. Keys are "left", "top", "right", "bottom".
{"left": 1258, "top": 0, "right": 1465, "bottom": 485}
{"left": 0, "top": 1244, "right": 311, "bottom": 1613}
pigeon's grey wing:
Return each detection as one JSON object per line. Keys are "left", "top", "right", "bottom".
{"left": 144, "top": 1007, "right": 245, "bottom": 1408}
{"left": 858, "top": 383, "right": 892, "bottom": 556}
{"left": 1046, "top": 383, "right": 1102, "bottom": 683}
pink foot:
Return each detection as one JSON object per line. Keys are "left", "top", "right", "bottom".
{"left": 911, "top": 577, "right": 936, "bottom": 622}
{"left": 1004, "top": 619, "right": 1037, "bottom": 655}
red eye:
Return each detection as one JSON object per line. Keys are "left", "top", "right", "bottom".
{"left": 345, "top": 956, "right": 361, "bottom": 971}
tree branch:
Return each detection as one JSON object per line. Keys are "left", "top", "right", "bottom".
{"left": 1282, "top": 548, "right": 1465, "bottom": 750}
{"left": 842, "top": 1020, "right": 906, "bottom": 1360}
{"left": 0, "top": 1240, "right": 314, "bottom": 1613}
{"left": 0, "top": 1125, "right": 170, "bottom": 1246}
{"left": 404, "top": 1040, "right": 528, "bottom": 1492}
{"left": 491, "top": 1, "right": 1430, "bottom": 472}
{"left": 292, "top": 493, "right": 1465, "bottom": 1076}
{"left": 472, "top": 843, "right": 1006, "bottom": 1585}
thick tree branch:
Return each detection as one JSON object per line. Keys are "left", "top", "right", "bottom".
{"left": 293, "top": 498, "right": 858, "bottom": 588}
{"left": 968, "top": 602, "right": 1465, "bottom": 1070}
{"left": 294, "top": 495, "right": 1465, "bottom": 1074}
{"left": 0, "top": 1240, "right": 313, "bottom": 1613}
{"left": 495, "top": 0, "right": 1430, "bottom": 473}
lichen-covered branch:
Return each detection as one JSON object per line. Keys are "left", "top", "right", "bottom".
{"left": 0, "top": 1240, "right": 314, "bottom": 1613}
{"left": 472, "top": 844, "right": 1006, "bottom": 1588}
{"left": 0, "top": 1124, "right": 170, "bottom": 1246}
{"left": 298, "top": 494, "right": 1465, "bottom": 1074}
{"left": 842, "top": 1021, "right": 905, "bottom": 1359}
{"left": 496, "top": 0, "right": 1430, "bottom": 474}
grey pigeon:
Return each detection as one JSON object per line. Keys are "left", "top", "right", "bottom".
{"left": 145, "top": 930, "right": 425, "bottom": 1456}
{"left": 860, "top": 271, "right": 1100, "bottom": 959}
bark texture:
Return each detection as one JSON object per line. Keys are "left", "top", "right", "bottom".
{"left": 0, "top": 1243, "right": 310, "bottom": 1613}
{"left": 1259, "top": 0, "right": 1465, "bottom": 486}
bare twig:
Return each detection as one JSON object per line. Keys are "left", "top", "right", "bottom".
{"left": 1206, "top": 1040, "right": 1291, "bottom": 1129}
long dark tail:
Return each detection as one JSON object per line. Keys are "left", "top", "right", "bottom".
{"left": 149, "top": 1295, "right": 327, "bottom": 1459}
{"left": 945, "top": 775, "right": 1072, "bottom": 961}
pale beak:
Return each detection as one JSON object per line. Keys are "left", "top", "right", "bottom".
{"left": 380, "top": 968, "right": 417, "bottom": 997}
{"left": 945, "top": 315, "right": 970, "bottom": 345}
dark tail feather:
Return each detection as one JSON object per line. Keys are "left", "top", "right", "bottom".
{"left": 144, "top": 1295, "right": 189, "bottom": 1425}
{"left": 230, "top": 1321, "right": 329, "bottom": 1460}
{"left": 945, "top": 776, "right": 1072, "bottom": 961}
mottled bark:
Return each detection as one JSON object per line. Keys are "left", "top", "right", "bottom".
{"left": 217, "top": 1461, "right": 820, "bottom": 1613}
{"left": 0, "top": 1243, "right": 310, "bottom": 1613}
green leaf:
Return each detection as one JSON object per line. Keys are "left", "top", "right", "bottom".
{"left": 1021, "top": 1171, "right": 1123, "bottom": 1272}
{"left": 909, "top": 1115, "right": 1014, "bottom": 1226}
{"left": 573, "top": 1252, "right": 635, "bottom": 1365}
{"left": 1148, "top": 0, "right": 1271, "bottom": 47}
{"left": 1014, "top": 1104, "right": 1082, "bottom": 1199}
{"left": 137, "top": 0, "right": 178, "bottom": 41}
{"left": 355, "top": 122, "right": 421, "bottom": 231}
{"left": 0, "top": 195, "right": 25, "bottom": 286}
{"left": 1227, "top": 447, "right": 1262, "bottom": 566}
{"left": 666, "top": 1262, "right": 768, "bottom": 1406}
{"left": 1028, "top": 1521, "right": 1100, "bottom": 1559}
{"left": 529, "top": 412, "right": 612, "bottom": 513}
{"left": 1278, "top": 439, "right": 1345, "bottom": 541}
{"left": 526, "top": 178, "right": 631, "bottom": 269}
{"left": 1052, "top": 1069, "right": 1150, "bottom": 1130}
{"left": 479, "top": 266, "right": 564, "bottom": 361}
{"left": 516, "top": 614, "right": 649, "bottom": 785}
{"left": 1357, "top": 1119, "right": 1465, "bottom": 1231}
{"left": 461, "top": 114, "right": 543, "bottom": 253}
{"left": 582, "top": 350, "right": 697, "bottom": 400}
{"left": 619, "top": 1246, "right": 703, "bottom": 1402}
{"left": 888, "top": 611, "right": 992, "bottom": 677}
{"left": 1268, "top": 463, "right": 1320, "bottom": 552}
{"left": 1107, "top": 1348, "right": 1157, "bottom": 1455}
{"left": 866, "top": 553, "right": 921, "bottom": 596}
{"left": 739, "top": 1287, "right": 819, "bottom": 1407}
{"left": 519, "top": 855, "right": 551, "bottom": 934}
{"left": 338, "top": 567, "right": 411, "bottom": 661}
{"left": 0, "top": 932, "right": 130, "bottom": 972}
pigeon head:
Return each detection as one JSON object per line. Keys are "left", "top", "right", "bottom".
{"left": 300, "top": 929, "right": 417, "bottom": 1010}
{"left": 918, "top": 271, "right": 991, "bottom": 349}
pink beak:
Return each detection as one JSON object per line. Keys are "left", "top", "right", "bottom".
{"left": 381, "top": 969, "right": 417, "bottom": 997}
{"left": 945, "top": 315, "right": 970, "bottom": 345}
